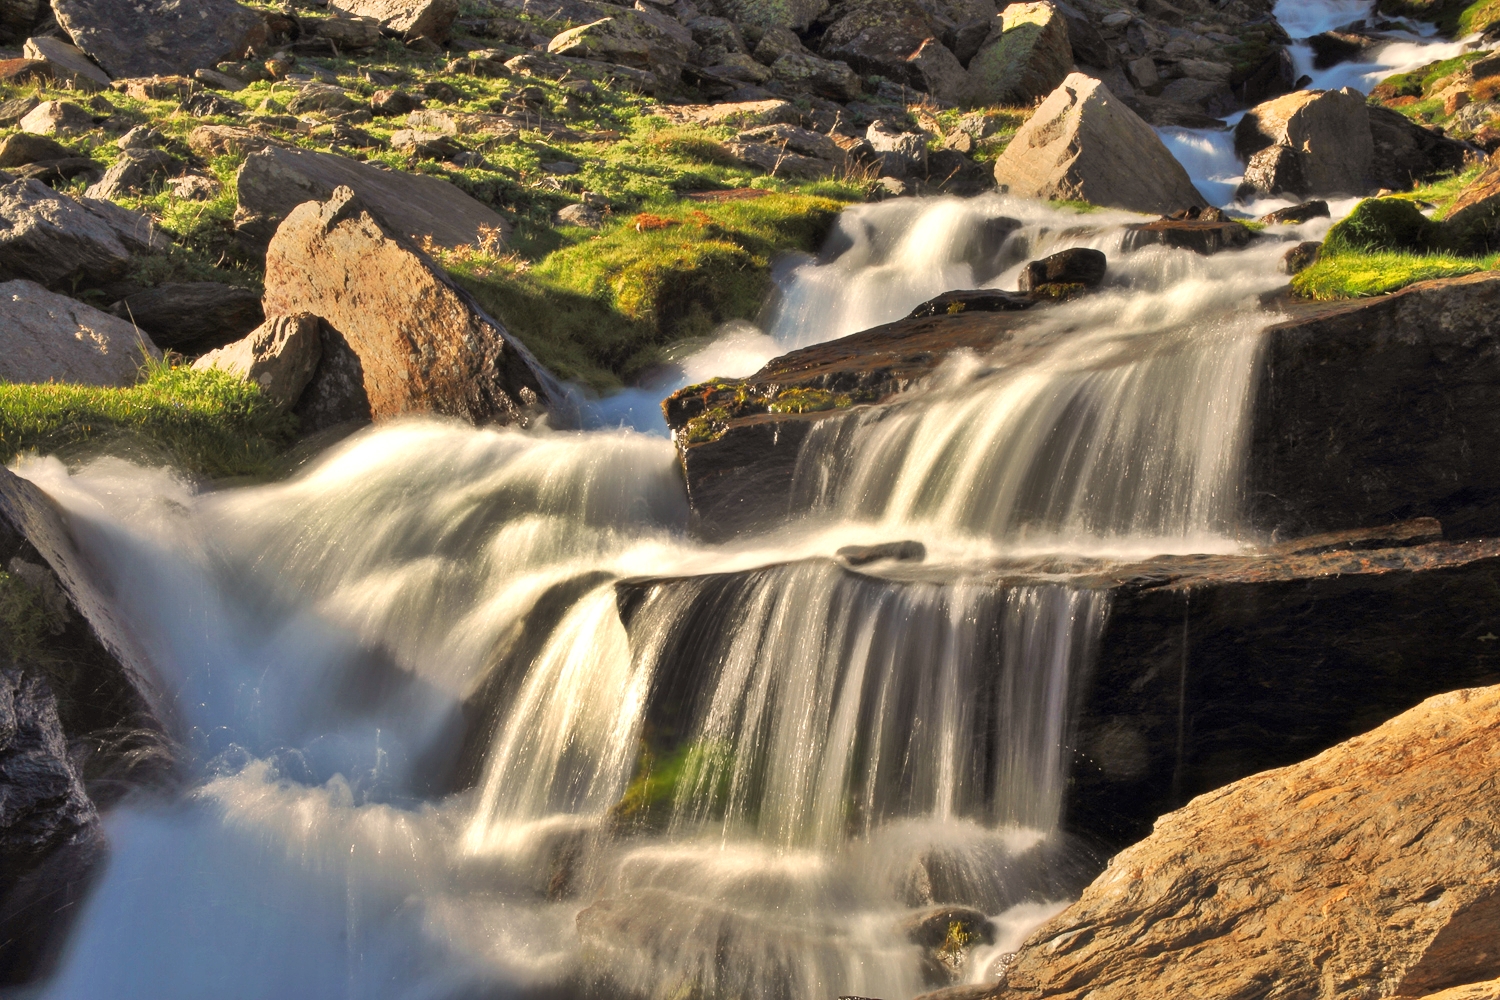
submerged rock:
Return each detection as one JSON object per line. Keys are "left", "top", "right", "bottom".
{"left": 837, "top": 540, "right": 926, "bottom": 565}
{"left": 992, "top": 74, "right": 1207, "bottom": 216}
{"left": 1122, "top": 217, "right": 1257, "bottom": 255}
{"left": 0, "top": 279, "right": 161, "bottom": 386}
{"left": 263, "top": 186, "right": 558, "bottom": 430}
{"left": 994, "top": 684, "right": 1500, "bottom": 998}
{"left": 1016, "top": 247, "right": 1106, "bottom": 293}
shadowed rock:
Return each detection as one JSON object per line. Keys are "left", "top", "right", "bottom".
{"left": 51, "top": 0, "right": 266, "bottom": 79}
{"left": 0, "top": 174, "right": 168, "bottom": 286}
{"left": 108, "top": 282, "right": 264, "bottom": 353}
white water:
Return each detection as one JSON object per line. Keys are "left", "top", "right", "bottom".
{"left": 9, "top": 39, "right": 1398, "bottom": 996}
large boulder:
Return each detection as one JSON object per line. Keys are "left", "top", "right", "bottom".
{"left": 0, "top": 174, "right": 168, "bottom": 286}
{"left": 991, "top": 684, "right": 1500, "bottom": 999}
{"left": 326, "top": 0, "right": 458, "bottom": 41}
{"left": 51, "top": 0, "right": 266, "bottom": 80}
{"left": 1368, "top": 104, "right": 1472, "bottom": 192}
{"left": 547, "top": 14, "right": 689, "bottom": 84}
{"left": 107, "top": 282, "right": 264, "bottom": 352}
{"left": 965, "top": 1, "right": 1073, "bottom": 107}
{"left": 262, "top": 186, "right": 558, "bottom": 430}
{"left": 0, "top": 280, "right": 161, "bottom": 386}
{"left": 1234, "top": 88, "right": 1374, "bottom": 198}
{"left": 20, "top": 36, "right": 109, "bottom": 91}
{"left": 191, "top": 313, "right": 322, "bottom": 411}
{"left": 992, "top": 74, "right": 1207, "bottom": 215}
{"left": 233, "top": 145, "right": 513, "bottom": 252}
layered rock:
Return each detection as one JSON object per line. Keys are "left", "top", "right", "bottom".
{"left": 992, "top": 74, "right": 1207, "bottom": 215}
{"left": 263, "top": 186, "right": 558, "bottom": 430}
{"left": 51, "top": 0, "right": 266, "bottom": 79}
{"left": 992, "top": 683, "right": 1500, "bottom": 999}
{"left": 234, "top": 145, "right": 513, "bottom": 252}
{"left": 0, "top": 279, "right": 161, "bottom": 386}
{"left": 965, "top": 1, "right": 1073, "bottom": 106}
{"left": 0, "top": 174, "right": 168, "bottom": 286}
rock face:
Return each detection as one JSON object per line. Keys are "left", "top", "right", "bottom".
{"left": 234, "top": 145, "right": 513, "bottom": 252}
{"left": 0, "top": 280, "right": 161, "bottom": 386}
{"left": 192, "top": 313, "right": 322, "bottom": 410}
{"left": 992, "top": 74, "right": 1207, "bottom": 215}
{"left": 995, "top": 684, "right": 1500, "bottom": 999}
{"left": 1368, "top": 104, "right": 1470, "bottom": 192}
{"left": 107, "top": 282, "right": 264, "bottom": 352}
{"left": 0, "top": 176, "right": 168, "bottom": 286}
{"left": 51, "top": 0, "right": 266, "bottom": 79}
{"left": 965, "top": 1, "right": 1073, "bottom": 107}
{"left": 548, "top": 13, "right": 689, "bottom": 85}
{"left": 1235, "top": 88, "right": 1374, "bottom": 198}
{"left": 326, "top": 0, "right": 458, "bottom": 40}
{"left": 263, "top": 186, "right": 558, "bottom": 429}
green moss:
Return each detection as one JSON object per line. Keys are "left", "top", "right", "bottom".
{"left": 0, "top": 362, "right": 296, "bottom": 478}
{"left": 1459, "top": 0, "right": 1500, "bottom": 32}
{"left": 611, "top": 739, "right": 734, "bottom": 830}
{"left": 1376, "top": 0, "right": 1477, "bottom": 35}
{"left": 1291, "top": 250, "right": 1495, "bottom": 298}
{"left": 1323, "top": 198, "right": 1440, "bottom": 255}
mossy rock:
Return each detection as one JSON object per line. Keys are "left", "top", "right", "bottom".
{"left": 1324, "top": 198, "right": 1440, "bottom": 256}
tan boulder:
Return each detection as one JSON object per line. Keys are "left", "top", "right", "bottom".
{"left": 965, "top": 2, "right": 1073, "bottom": 107}
{"left": 192, "top": 314, "right": 322, "bottom": 411}
{"left": 989, "top": 685, "right": 1500, "bottom": 1000}
{"left": 1233, "top": 88, "right": 1373, "bottom": 198}
{"left": 992, "top": 73, "right": 1206, "bottom": 214}
{"left": 262, "top": 186, "right": 556, "bottom": 429}
{"left": 326, "top": 0, "right": 458, "bottom": 41}
{"left": 0, "top": 279, "right": 160, "bottom": 386}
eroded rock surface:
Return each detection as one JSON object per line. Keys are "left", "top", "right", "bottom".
{"left": 192, "top": 313, "right": 322, "bottom": 411}
{"left": 0, "top": 279, "right": 161, "bottom": 386}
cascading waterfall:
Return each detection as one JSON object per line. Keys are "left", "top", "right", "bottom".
{"left": 21, "top": 183, "right": 1344, "bottom": 999}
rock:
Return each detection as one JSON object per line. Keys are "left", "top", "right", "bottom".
{"left": 1368, "top": 104, "right": 1471, "bottom": 192}
{"left": 768, "top": 49, "right": 861, "bottom": 100}
{"left": 1234, "top": 88, "right": 1373, "bottom": 198}
{"left": 905, "top": 37, "right": 968, "bottom": 103}
{"left": 183, "top": 91, "right": 243, "bottom": 118}
{"left": 994, "top": 685, "right": 1500, "bottom": 999}
{"left": 1441, "top": 163, "right": 1500, "bottom": 254}
{"left": 286, "top": 83, "right": 355, "bottom": 115}
{"left": 263, "top": 186, "right": 558, "bottom": 429}
{"left": 965, "top": 1, "right": 1073, "bottom": 107}
{"left": 326, "top": 0, "right": 458, "bottom": 41}
{"left": 8, "top": 158, "right": 103, "bottom": 187}
{"left": 724, "top": 140, "right": 832, "bottom": 177}
{"left": 1122, "top": 217, "right": 1256, "bottom": 255}
{"left": 0, "top": 96, "right": 39, "bottom": 127}
{"left": 116, "top": 126, "right": 165, "bottom": 151}
{"left": 1259, "top": 199, "right": 1330, "bottom": 225}
{"left": 21, "top": 35, "right": 109, "bottom": 91}
{"left": 0, "top": 134, "right": 71, "bottom": 170}
{"left": 390, "top": 129, "right": 462, "bottom": 159}
{"left": 0, "top": 279, "right": 161, "bottom": 385}
{"left": 51, "top": 0, "right": 266, "bottom": 80}
{"left": 167, "top": 174, "right": 221, "bottom": 201}
{"left": 814, "top": 0, "right": 950, "bottom": 87}
{"left": 1281, "top": 239, "right": 1320, "bottom": 275}
{"left": 108, "top": 282, "right": 264, "bottom": 352}
{"left": 548, "top": 14, "right": 688, "bottom": 84}
{"left": 18, "top": 101, "right": 95, "bottom": 138}
{"left": 837, "top": 540, "right": 926, "bottom": 565}
{"left": 1016, "top": 246, "right": 1105, "bottom": 293}
{"left": 1239, "top": 142, "right": 1304, "bottom": 199}
{"left": 0, "top": 56, "right": 51, "bottom": 86}
{"left": 0, "top": 177, "right": 168, "bottom": 286}
{"left": 556, "top": 202, "right": 603, "bottom": 227}
{"left": 186, "top": 124, "right": 287, "bottom": 158}
{"left": 371, "top": 89, "right": 422, "bottom": 115}
{"left": 736, "top": 123, "right": 843, "bottom": 160}
{"left": 1322, "top": 197, "right": 1437, "bottom": 256}
{"left": 233, "top": 145, "right": 512, "bottom": 252}
{"left": 194, "top": 66, "right": 247, "bottom": 91}
{"left": 908, "top": 287, "right": 1031, "bottom": 316}
{"left": 677, "top": 99, "right": 801, "bottom": 127}
{"left": 866, "top": 119, "right": 926, "bottom": 177}
{"left": 110, "top": 74, "right": 194, "bottom": 101}
{"left": 82, "top": 148, "right": 180, "bottom": 200}
{"left": 305, "top": 12, "right": 384, "bottom": 50}
{"left": 191, "top": 313, "right": 322, "bottom": 409}
{"left": 992, "top": 74, "right": 1206, "bottom": 216}
{"left": 700, "top": 0, "right": 827, "bottom": 31}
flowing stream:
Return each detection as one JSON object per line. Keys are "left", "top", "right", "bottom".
{"left": 10, "top": 6, "right": 1469, "bottom": 996}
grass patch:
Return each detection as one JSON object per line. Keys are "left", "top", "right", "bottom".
{"left": 1291, "top": 250, "right": 1494, "bottom": 298}
{"left": 0, "top": 362, "right": 296, "bottom": 478}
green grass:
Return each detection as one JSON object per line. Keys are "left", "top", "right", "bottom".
{"left": 0, "top": 362, "right": 296, "bottom": 478}
{"left": 1291, "top": 250, "right": 1495, "bottom": 298}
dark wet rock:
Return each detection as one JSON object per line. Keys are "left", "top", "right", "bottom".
{"left": 1307, "top": 28, "right": 1385, "bottom": 69}
{"left": 264, "top": 186, "right": 558, "bottom": 430}
{"left": 0, "top": 176, "right": 168, "bottom": 286}
{"left": 1259, "top": 200, "right": 1330, "bottom": 225}
{"left": 838, "top": 540, "right": 926, "bottom": 565}
{"left": 1234, "top": 88, "right": 1372, "bottom": 198}
{"left": 1121, "top": 94, "right": 1228, "bottom": 130}
{"left": 1017, "top": 247, "right": 1106, "bottom": 294}
{"left": 1367, "top": 104, "right": 1471, "bottom": 192}
{"left": 1281, "top": 240, "right": 1320, "bottom": 275}
{"left": 902, "top": 904, "right": 995, "bottom": 948}
{"left": 1122, "top": 217, "right": 1257, "bottom": 256}
{"left": 909, "top": 288, "right": 1033, "bottom": 317}
{"left": 52, "top": 0, "right": 266, "bottom": 79}
{"left": 923, "top": 147, "right": 992, "bottom": 195}
{"left": 108, "top": 282, "right": 264, "bottom": 353}
{"left": 234, "top": 144, "right": 513, "bottom": 252}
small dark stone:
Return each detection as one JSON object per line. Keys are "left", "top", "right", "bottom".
{"left": 1282, "top": 240, "right": 1321, "bottom": 275}
{"left": 837, "top": 541, "right": 926, "bottom": 566}
{"left": 1018, "top": 247, "right": 1109, "bottom": 293}
{"left": 1260, "top": 201, "right": 1331, "bottom": 225}
{"left": 908, "top": 288, "right": 1034, "bottom": 317}
{"left": 422, "top": 79, "right": 458, "bottom": 102}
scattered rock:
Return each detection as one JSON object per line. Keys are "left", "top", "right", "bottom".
{"left": 866, "top": 118, "right": 926, "bottom": 177}
{"left": 0, "top": 57, "right": 50, "bottom": 86}
{"left": 1234, "top": 88, "right": 1373, "bottom": 198}
{"left": 233, "top": 144, "right": 513, "bottom": 251}
{"left": 992, "top": 74, "right": 1206, "bottom": 216}
{"left": 0, "top": 279, "right": 161, "bottom": 385}
{"left": 116, "top": 126, "right": 165, "bottom": 151}
{"left": 327, "top": 0, "right": 459, "bottom": 41}
{"left": 186, "top": 124, "right": 288, "bottom": 158}
{"left": 167, "top": 174, "right": 220, "bottom": 201}
{"left": 83, "top": 148, "right": 180, "bottom": 200}
{"left": 1259, "top": 199, "right": 1330, "bottom": 225}
{"left": 1368, "top": 104, "right": 1471, "bottom": 193}
{"left": 966, "top": 1, "right": 1074, "bottom": 107}
{"left": 768, "top": 48, "right": 861, "bottom": 101}
{"left": 263, "top": 186, "right": 557, "bottom": 429}
{"left": 1281, "top": 239, "right": 1320, "bottom": 275}
{"left": 556, "top": 202, "right": 603, "bottom": 227}
{"left": 0, "top": 176, "right": 168, "bottom": 286}
{"left": 0, "top": 96, "right": 39, "bottom": 127}
{"left": 191, "top": 313, "right": 322, "bottom": 410}
{"left": 548, "top": 13, "right": 689, "bottom": 85}
{"left": 390, "top": 129, "right": 462, "bottom": 159}
{"left": 305, "top": 12, "right": 384, "bottom": 51}
{"left": 837, "top": 540, "right": 926, "bottom": 565}
{"left": 21, "top": 35, "right": 109, "bottom": 91}
{"left": 18, "top": 101, "right": 96, "bottom": 138}
{"left": 905, "top": 38, "right": 969, "bottom": 103}
{"left": 676, "top": 99, "right": 801, "bottom": 127}
{"left": 110, "top": 74, "right": 194, "bottom": 101}
{"left": 108, "top": 282, "right": 264, "bottom": 352}
{"left": 194, "top": 66, "right": 247, "bottom": 91}
{"left": 704, "top": 0, "right": 827, "bottom": 31}
{"left": 51, "top": 0, "right": 266, "bottom": 79}
{"left": 0, "top": 134, "right": 71, "bottom": 170}
{"left": 736, "top": 123, "right": 843, "bottom": 160}
{"left": 1018, "top": 246, "right": 1107, "bottom": 293}
{"left": 371, "top": 89, "right": 422, "bottom": 115}
{"left": 8, "top": 158, "right": 103, "bottom": 187}
{"left": 724, "top": 139, "right": 832, "bottom": 177}
{"left": 991, "top": 685, "right": 1500, "bottom": 1000}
